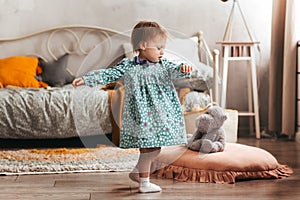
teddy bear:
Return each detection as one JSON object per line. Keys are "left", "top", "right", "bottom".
{"left": 187, "top": 105, "right": 227, "bottom": 153}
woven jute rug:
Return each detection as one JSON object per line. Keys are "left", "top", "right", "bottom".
{"left": 0, "top": 145, "right": 139, "bottom": 175}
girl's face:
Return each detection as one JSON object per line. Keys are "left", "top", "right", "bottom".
{"left": 138, "top": 35, "right": 166, "bottom": 63}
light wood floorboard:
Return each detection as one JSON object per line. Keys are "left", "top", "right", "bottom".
{"left": 0, "top": 138, "right": 299, "bottom": 200}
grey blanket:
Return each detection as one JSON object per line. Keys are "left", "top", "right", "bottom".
{"left": 0, "top": 85, "right": 111, "bottom": 139}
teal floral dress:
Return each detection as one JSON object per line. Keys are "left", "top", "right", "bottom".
{"left": 83, "top": 56, "right": 190, "bottom": 148}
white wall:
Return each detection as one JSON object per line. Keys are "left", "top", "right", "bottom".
{"left": 0, "top": 0, "right": 273, "bottom": 131}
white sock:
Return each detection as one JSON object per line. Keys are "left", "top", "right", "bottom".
{"left": 139, "top": 177, "right": 162, "bottom": 193}
{"left": 139, "top": 177, "right": 150, "bottom": 187}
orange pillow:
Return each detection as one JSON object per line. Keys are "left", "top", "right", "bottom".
{"left": 0, "top": 56, "right": 48, "bottom": 88}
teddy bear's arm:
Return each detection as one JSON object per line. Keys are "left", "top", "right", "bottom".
{"left": 217, "top": 128, "right": 226, "bottom": 146}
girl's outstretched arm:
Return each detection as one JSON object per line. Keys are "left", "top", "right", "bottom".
{"left": 162, "top": 59, "right": 192, "bottom": 79}
{"left": 82, "top": 58, "right": 133, "bottom": 87}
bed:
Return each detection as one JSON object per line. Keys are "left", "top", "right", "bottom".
{"left": 0, "top": 25, "right": 220, "bottom": 145}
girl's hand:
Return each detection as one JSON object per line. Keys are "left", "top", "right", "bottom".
{"left": 72, "top": 77, "right": 85, "bottom": 88}
{"left": 181, "top": 64, "right": 192, "bottom": 73}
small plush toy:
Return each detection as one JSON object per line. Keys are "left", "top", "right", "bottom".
{"left": 187, "top": 105, "right": 227, "bottom": 153}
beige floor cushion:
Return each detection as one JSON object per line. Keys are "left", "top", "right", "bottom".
{"left": 151, "top": 143, "right": 293, "bottom": 183}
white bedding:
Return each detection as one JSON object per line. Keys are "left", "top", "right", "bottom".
{"left": 0, "top": 85, "right": 112, "bottom": 139}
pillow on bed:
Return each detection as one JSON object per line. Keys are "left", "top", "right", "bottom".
{"left": 39, "top": 53, "right": 75, "bottom": 87}
{"left": 0, "top": 56, "right": 48, "bottom": 88}
{"left": 165, "top": 36, "right": 200, "bottom": 65}
{"left": 151, "top": 143, "right": 293, "bottom": 183}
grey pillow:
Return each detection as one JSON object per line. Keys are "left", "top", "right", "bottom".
{"left": 39, "top": 54, "right": 74, "bottom": 87}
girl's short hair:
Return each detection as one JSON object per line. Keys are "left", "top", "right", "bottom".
{"left": 131, "top": 21, "right": 168, "bottom": 52}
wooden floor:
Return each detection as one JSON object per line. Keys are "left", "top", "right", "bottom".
{"left": 0, "top": 137, "right": 299, "bottom": 200}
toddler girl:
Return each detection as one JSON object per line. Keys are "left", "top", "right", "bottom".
{"left": 72, "top": 21, "right": 192, "bottom": 193}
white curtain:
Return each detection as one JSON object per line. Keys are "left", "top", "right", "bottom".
{"left": 268, "top": 0, "right": 300, "bottom": 138}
